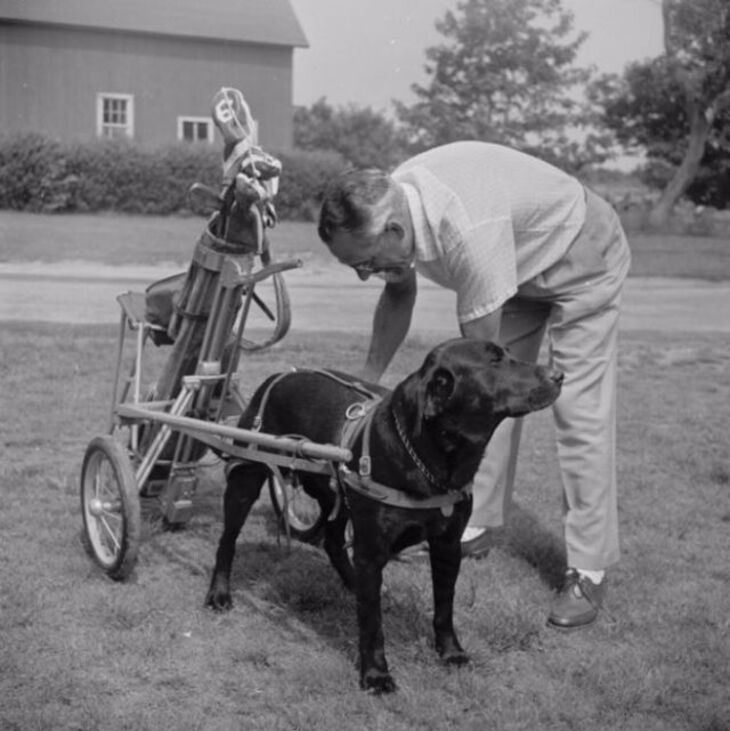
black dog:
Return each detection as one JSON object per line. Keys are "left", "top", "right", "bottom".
{"left": 206, "top": 338, "right": 562, "bottom": 693}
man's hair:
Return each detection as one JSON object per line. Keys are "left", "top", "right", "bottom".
{"left": 318, "top": 168, "right": 393, "bottom": 243}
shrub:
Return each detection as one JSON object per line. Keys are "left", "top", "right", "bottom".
{"left": 273, "top": 148, "right": 347, "bottom": 221}
{"left": 0, "top": 134, "right": 348, "bottom": 219}
{"left": 65, "top": 139, "right": 220, "bottom": 214}
{"left": 0, "top": 133, "right": 76, "bottom": 212}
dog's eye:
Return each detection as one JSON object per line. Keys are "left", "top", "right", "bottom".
{"left": 484, "top": 343, "right": 506, "bottom": 364}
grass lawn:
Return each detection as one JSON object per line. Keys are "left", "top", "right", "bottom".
{"left": 1, "top": 211, "right": 729, "bottom": 729}
{"left": 1, "top": 324, "right": 729, "bottom": 731}
{"left": 1, "top": 210, "right": 730, "bottom": 280}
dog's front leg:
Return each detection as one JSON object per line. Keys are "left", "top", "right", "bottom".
{"left": 354, "top": 552, "right": 396, "bottom": 694}
{"left": 205, "top": 464, "right": 266, "bottom": 610}
{"left": 428, "top": 531, "right": 469, "bottom": 666}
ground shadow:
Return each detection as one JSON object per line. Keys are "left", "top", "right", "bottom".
{"left": 500, "top": 500, "right": 567, "bottom": 590}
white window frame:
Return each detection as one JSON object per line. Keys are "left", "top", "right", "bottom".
{"left": 177, "top": 116, "right": 214, "bottom": 144}
{"left": 96, "top": 93, "right": 135, "bottom": 139}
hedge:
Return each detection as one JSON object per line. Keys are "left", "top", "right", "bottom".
{"left": 0, "top": 133, "right": 347, "bottom": 220}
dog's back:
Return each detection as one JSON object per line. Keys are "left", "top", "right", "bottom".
{"left": 239, "top": 370, "right": 387, "bottom": 445}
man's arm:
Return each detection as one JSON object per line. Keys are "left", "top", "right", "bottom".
{"left": 361, "top": 269, "right": 417, "bottom": 382}
{"left": 459, "top": 308, "right": 502, "bottom": 343}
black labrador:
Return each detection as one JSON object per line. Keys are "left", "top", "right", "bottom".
{"left": 206, "top": 338, "right": 563, "bottom": 693}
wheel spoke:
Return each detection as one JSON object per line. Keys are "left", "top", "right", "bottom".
{"left": 99, "top": 515, "right": 121, "bottom": 552}
{"left": 101, "top": 507, "right": 122, "bottom": 523}
{"left": 92, "top": 464, "right": 103, "bottom": 500}
{"left": 99, "top": 463, "right": 115, "bottom": 499}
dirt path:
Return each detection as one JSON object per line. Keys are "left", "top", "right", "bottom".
{"left": 1, "top": 261, "right": 729, "bottom": 334}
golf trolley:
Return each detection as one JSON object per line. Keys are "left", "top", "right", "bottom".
{"left": 80, "top": 89, "right": 348, "bottom": 580}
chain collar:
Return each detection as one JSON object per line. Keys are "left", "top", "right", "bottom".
{"left": 391, "top": 406, "right": 450, "bottom": 492}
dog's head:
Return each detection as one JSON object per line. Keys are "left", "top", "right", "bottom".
{"left": 397, "top": 338, "right": 563, "bottom": 446}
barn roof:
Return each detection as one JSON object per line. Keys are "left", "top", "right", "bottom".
{"left": 0, "top": 0, "right": 309, "bottom": 48}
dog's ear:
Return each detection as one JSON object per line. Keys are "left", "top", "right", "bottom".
{"left": 423, "top": 367, "right": 456, "bottom": 420}
{"left": 400, "top": 355, "right": 456, "bottom": 435}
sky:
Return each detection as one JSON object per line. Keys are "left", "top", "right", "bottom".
{"left": 288, "top": 0, "right": 665, "bottom": 110}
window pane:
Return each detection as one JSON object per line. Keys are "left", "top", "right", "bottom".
{"left": 98, "top": 95, "right": 132, "bottom": 139}
{"left": 103, "top": 97, "right": 127, "bottom": 125}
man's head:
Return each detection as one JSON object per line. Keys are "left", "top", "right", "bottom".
{"left": 318, "top": 169, "right": 414, "bottom": 282}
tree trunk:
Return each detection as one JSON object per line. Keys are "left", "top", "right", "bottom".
{"left": 649, "top": 101, "right": 714, "bottom": 226}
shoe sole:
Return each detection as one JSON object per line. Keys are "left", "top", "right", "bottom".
{"left": 546, "top": 615, "right": 598, "bottom": 632}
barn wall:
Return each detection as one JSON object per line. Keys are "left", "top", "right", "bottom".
{"left": 0, "top": 23, "right": 295, "bottom": 148}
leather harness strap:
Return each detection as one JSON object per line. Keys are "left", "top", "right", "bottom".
{"left": 235, "top": 367, "right": 471, "bottom": 516}
{"left": 251, "top": 367, "right": 379, "bottom": 433}
{"left": 337, "top": 399, "right": 472, "bottom": 517}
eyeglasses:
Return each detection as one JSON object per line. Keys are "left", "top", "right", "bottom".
{"left": 341, "top": 234, "right": 414, "bottom": 280}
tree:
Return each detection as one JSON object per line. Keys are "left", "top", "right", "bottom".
{"left": 596, "top": 0, "right": 730, "bottom": 222}
{"left": 652, "top": 0, "right": 730, "bottom": 222}
{"left": 293, "top": 98, "right": 408, "bottom": 169}
{"left": 594, "top": 56, "right": 730, "bottom": 210}
{"left": 395, "top": 0, "right": 608, "bottom": 171}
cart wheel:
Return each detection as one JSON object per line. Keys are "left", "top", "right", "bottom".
{"left": 268, "top": 472, "right": 325, "bottom": 543}
{"left": 80, "top": 435, "right": 141, "bottom": 580}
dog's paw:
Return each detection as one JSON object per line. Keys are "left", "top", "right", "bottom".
{"left": 436, "top": 635, "right": 470, "bottom": 666}
{"left": 442, "top": 648, "right": 470, "bottom": 666}
{"left": 205, "top": 578, "right": 233, "bottom": 611}
{"left": 205, "top": 589, "right": 233, "bottom": 611}
{"left": 361, "top": 670, "right": 397, "bottom": 695}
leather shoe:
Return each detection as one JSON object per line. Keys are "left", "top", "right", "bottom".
{"left": 547, "top": 569, "right": 606, "bottom": 630}
{"left": 460, "top": 527, "right": 494, "bottom": 558}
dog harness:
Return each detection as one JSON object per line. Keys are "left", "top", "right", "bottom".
{"left": 337, "top": 397, "right": 472, "bottom": 518}
{"left": 238, "top": 369, "right": 471, "bottom": 519}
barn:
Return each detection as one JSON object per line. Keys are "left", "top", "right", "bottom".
{"left": 0, "top": 0, "right": 308, "bottom": 149}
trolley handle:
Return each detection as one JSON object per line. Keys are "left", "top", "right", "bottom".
{"left": 245, "top": 259, "right": 302, "bottom": 285}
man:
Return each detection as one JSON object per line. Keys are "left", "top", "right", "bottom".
{"left": 317, "top": 141, "right": 631, "bottom": 630}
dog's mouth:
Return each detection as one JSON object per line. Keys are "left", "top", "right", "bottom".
{"left": 505, "top": 383, "right": 562, "bottom": 416}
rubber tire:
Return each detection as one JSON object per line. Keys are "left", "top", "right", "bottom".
{"left": 80, "top": 435, "right": 141, "bottom": 580}
{"left": 268, "top": 472, "right": 326, "bottom": 544}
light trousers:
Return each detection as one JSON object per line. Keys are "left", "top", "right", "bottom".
{"left": 468, "top": 190, "right": 632, "bottom": 571}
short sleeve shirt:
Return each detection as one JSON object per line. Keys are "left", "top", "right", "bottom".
{"left": 393, "top": 142, "right": 587, "bottom": 323}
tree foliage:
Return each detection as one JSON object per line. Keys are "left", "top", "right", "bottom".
{"left": 293, "top": 98, "right": 408, "bottom": 169}
{"left": 594, "top": 55, "right": 730, "bottom": 209}
{"left": 395, "top": 0, "right": 607, "bottom": 171}
{"left": 595, "top": 0, "right": 730, "bottom": 217}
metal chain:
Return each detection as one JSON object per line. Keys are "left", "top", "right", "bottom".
{"left": 391, "top": 408, "right": 447, "bottom": 491}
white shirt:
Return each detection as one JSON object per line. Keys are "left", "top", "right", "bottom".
{"left": 393, "top": 141, "right": 587, "bottom": 323}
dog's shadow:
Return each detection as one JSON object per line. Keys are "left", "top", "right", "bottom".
{"left": 226, "top": 529, "right": 361, "bottom": 654}
{"left": 227, "top": 505, "right": 453, "bottom": 653}
{"left": 220, "top": 500, "right": 568, "bottom": 662}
